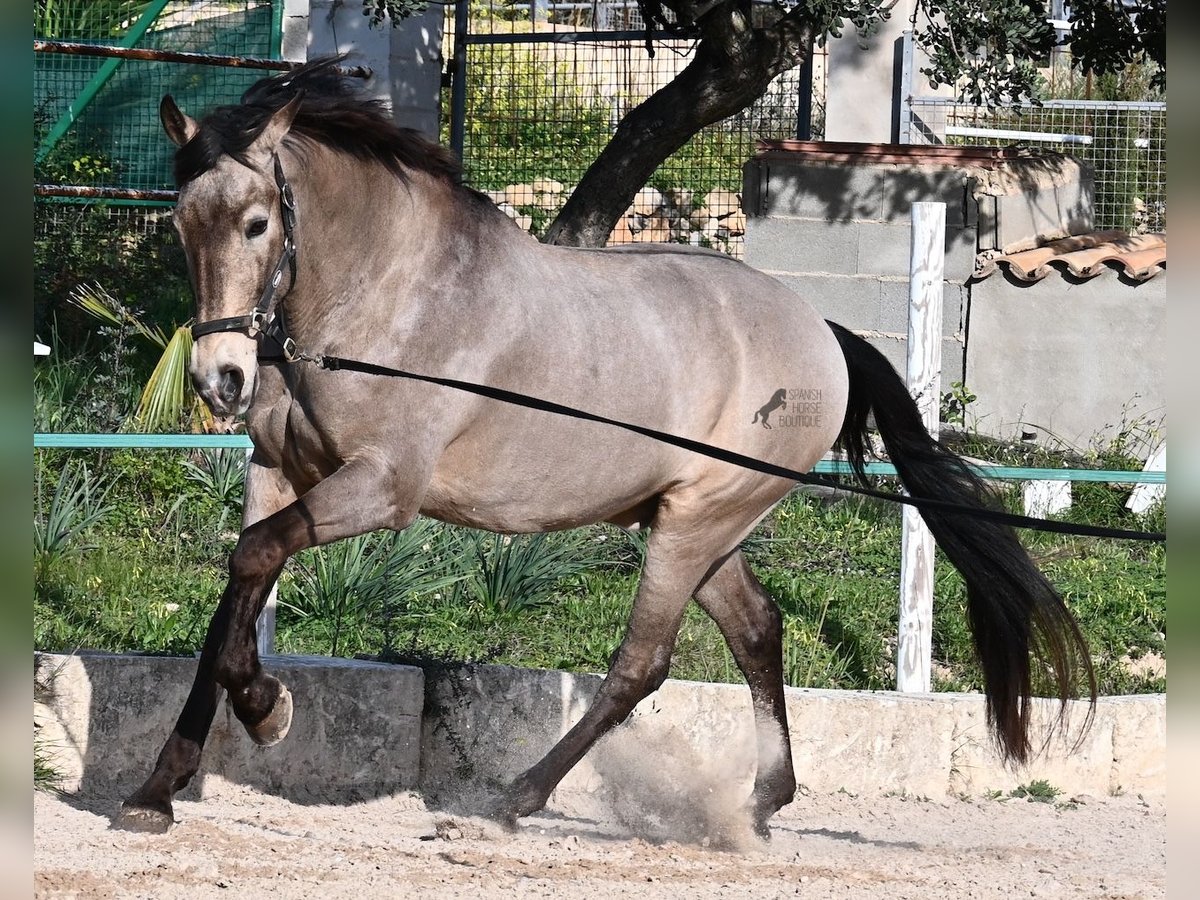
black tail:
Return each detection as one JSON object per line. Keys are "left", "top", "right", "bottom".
{"left": 827, "top": 321, "right": 1096, "bottom": 762}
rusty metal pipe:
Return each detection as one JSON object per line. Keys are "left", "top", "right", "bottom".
{"left": 33, "top": 41, "right": 371, "bottom": 79}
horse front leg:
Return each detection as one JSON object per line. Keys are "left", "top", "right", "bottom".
{"left": 115, "top": 457, "right": 416, "bottom": 832}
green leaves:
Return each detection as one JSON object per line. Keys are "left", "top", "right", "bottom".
{"left": 915, "top": 1, "right": 1057, "bottom": 106}
{"left": 361, "top": 0, "right": 430, "bottom": 28}
{"left": 464, "top": 531, "right": 608, "bottom": 616}
{"left": 1069, "top": 0, "right": 1165, "bottom": 91}
{"left": 65, "top": 282, "right": 207, "bottom": 433}
{"left": 35, "top": 460, "right": 115, "bottom": 570}
{"left": 913, "top": 0, "right": 1164, "bottom": 106}
{"left": 282, "top": 521, "right": 467, "bottom": 656}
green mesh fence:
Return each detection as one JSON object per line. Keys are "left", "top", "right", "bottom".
{"left": 35, "top": 0, "right": 282, "bottom": 197}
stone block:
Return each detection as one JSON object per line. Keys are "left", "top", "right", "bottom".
{"left": 34, "top": 652, "right": 424, "bottom": 804}
{"left": 878, "top": 165, "right": 973, "bottom": 226}
{"left": 976, "top": 168, "right": 1095, "bottom": 252}
{"left": 770, "top": 273, "right": 882, "bottom": 329}
{"left": 878, "top": 279, "right": 968, "bottom": 338}
{"left": 1109, "top": 694, "right": 1166, "bottom": 792}
{"left": 745, "top": 160, "right": 885, "bottom": 221}
{"left": 785, "top": 690, "right": 954, "bottom": 797}
{"left": 946, "top": 695, "right": 1163, "bottom": 797}
{"left": 744, "top": 217, "right": 860, "bottom": 275}
{"left": 965, "top": 270, "right": 1166, "bottom": 447}
{"left": 856, "top": 222, "right": 978, "bottom": 280}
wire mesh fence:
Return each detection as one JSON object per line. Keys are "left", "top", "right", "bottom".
{"left": 35, "top": 0, "right": 281, "bottom": 196}
{"left": 444, "top": 0, "right": 826, "bottom": 256}
{"left": 34, "top": 1, "right": 283, "bottom": 336}
{"left": 900, "top": 37, "right": 1165, "bottom": 235}
{"left": 904, "top": 98, "right": 1165, "bottom": 234}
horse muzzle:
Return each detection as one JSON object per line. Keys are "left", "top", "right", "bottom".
{"left": 191, "top": 334, "right": 258, "bottom": 416}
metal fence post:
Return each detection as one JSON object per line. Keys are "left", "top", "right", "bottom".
{"left": 897, "top": 202, "right": 945, "bottom": 693}
{"left": 449, "top": 0, "right": 470, "bottom": 163}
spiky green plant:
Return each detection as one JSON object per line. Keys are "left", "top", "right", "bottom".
{"left": 282, "top": 520, "right": 466, "bottom": 656}
{"left": 67, "top": 282, "right": 210, "bottom": 432}
{"left": 465, "top": 530, "right": 607, "bottom": 616}
{"left": 35, "top": 460, "right": 114, "bottom": 575}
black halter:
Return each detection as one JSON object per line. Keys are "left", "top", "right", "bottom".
{"left": 190, "top": 154, "right": 299, "bottom": 358}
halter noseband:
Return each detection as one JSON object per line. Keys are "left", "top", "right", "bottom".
{"left": 189, "top": 154, "right": 299, "bottom": 358}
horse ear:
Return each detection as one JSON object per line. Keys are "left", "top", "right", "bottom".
{"left": 249, "top": 92, "right": 305, "bottom": 157}
{"left": 160, "top": 95, "right": 199, "bottom": 147}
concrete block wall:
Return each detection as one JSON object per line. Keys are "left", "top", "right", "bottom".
{"left": 35, "top": 653, "right": 424, "bottom": 803}
{"left": 419, "top": 664, "right": 1164, "bottom": 808}
{"left": 743, "top": 150, "right": 1096, "bottom": 397}
{"left": 965, "top": 267, "right": 1167, "bottom": 448}
{"left": 36, "top": 655, "right": 1164, "bottom": 817}
{"left": 743, "top": 157, "right": 979, "bottom": 379}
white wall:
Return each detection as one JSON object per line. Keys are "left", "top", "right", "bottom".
{"left": 824, "top": 0, "right": 952, "bottom": 143}
{"left": 283, "top": 0, "right": 444, "bottom": 139}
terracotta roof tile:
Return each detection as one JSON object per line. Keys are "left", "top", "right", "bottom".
{"left": 975, "top": 231, "right": 1166, "bottom": 283}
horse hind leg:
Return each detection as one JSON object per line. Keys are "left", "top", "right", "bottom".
{"left": 694, "top": 550, "right": 795, "bottom": 838}
{"left": 495, "top": 513, "right": 733, "bottom": 826}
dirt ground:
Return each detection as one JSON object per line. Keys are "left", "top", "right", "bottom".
{"left": 35, "top": 785, "right": 1164, "bottom": 899}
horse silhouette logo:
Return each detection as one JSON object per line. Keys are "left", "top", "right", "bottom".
{"left": 752, "top": 388, "right": 788, "bottom": 428}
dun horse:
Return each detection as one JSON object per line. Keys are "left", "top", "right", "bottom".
{"left": 117, "top": 59, "right": 1093, "bottom": 835}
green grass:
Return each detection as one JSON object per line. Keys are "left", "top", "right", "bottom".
{"left": 33, "top": 437, "right": 1166, "bottom": 698}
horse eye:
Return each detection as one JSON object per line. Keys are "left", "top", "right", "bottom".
{"left": 245, "top": 218, "right": 269, "bottom": 239}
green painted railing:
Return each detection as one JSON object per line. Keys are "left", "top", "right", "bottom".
{"left": 32, "top": 434, "right": 1167, "bottom": 484}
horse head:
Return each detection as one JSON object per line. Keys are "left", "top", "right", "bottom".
{"left": 161, "top": 92, "right": 303, "bottom": 417}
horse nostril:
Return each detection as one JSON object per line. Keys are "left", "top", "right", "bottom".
{"left": 217, "top": 366, "right": 245, "bottom": 404}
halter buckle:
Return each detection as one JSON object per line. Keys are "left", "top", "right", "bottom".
{"left": 248, "top": 309, "right": 269, "bottom": 337}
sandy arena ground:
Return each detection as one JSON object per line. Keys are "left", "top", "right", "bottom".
{"left": 35, "top": 784, "right": 1164, "bottom": 899}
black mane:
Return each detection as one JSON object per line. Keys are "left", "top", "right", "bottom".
{"left": 173, "top": 56, "right": 463, "bottom": 187}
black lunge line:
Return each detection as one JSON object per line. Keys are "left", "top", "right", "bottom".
{"left": 312, "top": 354, "right": 1165, "bottom": 544}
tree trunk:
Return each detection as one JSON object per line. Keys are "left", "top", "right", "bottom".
{"left": 543, "top": 23, "right": 812, "bottom": 248}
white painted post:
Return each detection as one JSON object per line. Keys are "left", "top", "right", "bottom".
{"left": 1023, "top": 479, "right": 1072, "bottom": 518}
{"left": 245, "top": 448, "right": 280, "bottom": 659}
{"left": 257, "top": 584, "right": 279, "bottom": 659}
{"left": 897, "top": 202, "right": 945, "bottom": 693}
{"left": 1127, "top": 442, "right": 1166, "bottom": 514}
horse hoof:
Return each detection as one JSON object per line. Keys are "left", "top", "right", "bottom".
{"left": 753, "top": 818, "right": 773, "bottom": 841}
{"left": 482, "top": 805, "right": 520, "bottom": 832}
{"left": 113, "top": 803, "right": 174, "bottom": 834}
{"left": 247, "top": 682, "right": 292, "bottom": 746}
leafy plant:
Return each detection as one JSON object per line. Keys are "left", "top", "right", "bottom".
{"left": 67, "top": 282, "right": 209, "bottom": 432}
{"left": 282, "top": 520, "right": 466, "bottom": 656}
{"left": 1010, "top": 779, "right": 1061, "bottom": 803}
{"left": 362, "top": 0, "right": 430, "bottom": 28}
{"left": 35, "top": 460, "right": 114, "bottom": 573}
{"left": 464, "top": 530, "right": 607, "bottom": 616}
{"left": 182, "top": 449, "right": 246, "bottom": 531}
{"left": 34, "top": 656, "right": 64, "bottom": 793}
{"left": 940, "top": 381, "right": 978, "bottom": 428}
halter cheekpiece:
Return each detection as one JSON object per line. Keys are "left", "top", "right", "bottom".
{"left": 189, "top": 154, "right": 303, "bottom": 360}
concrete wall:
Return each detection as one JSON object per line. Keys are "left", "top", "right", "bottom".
{"left": 965, "top": 268, "right": 1167, "bottom": 448}
{"left": 740, "top": 150, "right": 1144, "bottom": 448}
{"left": 36, "top": 653, "right": 1161, "bottom": 814}
{"left": 824, "top": 2, "right": 954, "bottom": 143}
{"left": 35, "top": 653, "right": 424, "bottom": 803}
{"left": 743, "top": 154, "right": 982, "bottom": 378}
{"left": 419, "top": 664, "right": 1163, "bottom": 809}
{"left": 283, "top": 0, "right": 443, "bottom": 138}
